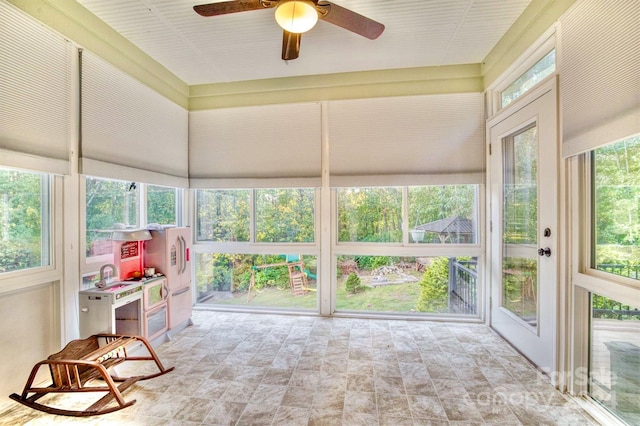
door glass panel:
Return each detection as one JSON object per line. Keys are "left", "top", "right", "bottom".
{"left": 502, "top": 125, "right": 538, "bottom": 326}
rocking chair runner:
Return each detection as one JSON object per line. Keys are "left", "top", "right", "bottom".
{"left": 9, "top": 334, "right": 174, "bottom": 417}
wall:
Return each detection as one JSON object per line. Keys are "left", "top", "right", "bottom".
{"left": 0, "top": 284, "right": 60, "bottom": 412}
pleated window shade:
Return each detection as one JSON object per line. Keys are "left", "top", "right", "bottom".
{"left": 80, "top": 50, "right": 189, "bottom": 187}
{"left": 0, "top": 1, "right": 72, "bottom": 175}
{"left": 189, "top": 103, "right": 322, "bottom": 189}
{"left": 560, "top": 0, "right": 640, "bottom": 157}
{"left": 328, "top": 93, "right": 485, "bottom": 187}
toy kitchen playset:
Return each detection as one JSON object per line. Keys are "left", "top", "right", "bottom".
{"left": 79, "top": 226, "right": 193, "bottom": 343}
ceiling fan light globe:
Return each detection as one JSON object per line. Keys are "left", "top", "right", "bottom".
{"left": 275, "top": 0, "right": 318, "bottom": 34}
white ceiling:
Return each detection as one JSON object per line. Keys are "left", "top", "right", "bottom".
{"left": 76, "top": 0, "right": 533, "bottom": 86}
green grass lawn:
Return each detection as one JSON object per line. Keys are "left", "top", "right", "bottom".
{"left": 207, "top": 277, "right": 422, "bottom": 313}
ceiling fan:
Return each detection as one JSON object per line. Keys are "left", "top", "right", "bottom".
{"left": 193, "top": 0, "right": 385, "bottom": 60}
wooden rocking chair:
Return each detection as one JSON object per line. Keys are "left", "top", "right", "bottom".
{"left": 9, "top": 334, "right": 174, "bottom": 417}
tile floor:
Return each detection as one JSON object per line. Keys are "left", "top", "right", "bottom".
{"left": 0, "top": 310, "right": 601, "bottom": 425}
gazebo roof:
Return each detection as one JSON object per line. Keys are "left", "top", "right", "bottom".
{"left": 415, "top": 216, "right": 474, "bottom": 235}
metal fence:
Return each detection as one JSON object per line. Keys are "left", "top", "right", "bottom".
{"left": 596, "top": 263, "right": 640, "bottom": 280}
{"left": 449, "top": 258, "right": 478, "bottom": 314}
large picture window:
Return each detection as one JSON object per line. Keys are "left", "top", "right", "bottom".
{"left": 334, "top": 184, "right": 481, "bottom": 316}
{"left": 335, "top": 255, "right": 478, "bottom": 315}
{"left": 0, "top": 167, "right": 50, "bottom": 273}
{"left": 194, "top": 188, "right": 318, "bottom": 310}
{"left": 592, "top": 135, "right": 640, "bottom": 281}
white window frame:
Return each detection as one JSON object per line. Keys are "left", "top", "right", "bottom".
{"left": 330, "top": 185, "right": 485, "bottom": 320}
{"left": 567, "top": 149, "right": 640, "bottom": 425}
{"left": 81, "top": 177, "right": 184, "bottom": 281}
{"left": 486, "top": 27, "right": 558, "bottom": 118}
{"left": 143, "top": 184, "right": 184, "bottom": 227}
{"left": 192, "top": 187, "right": 322, "bottom": 310}
{"left": 0, "top": 171, "right": 63, "bottom": 295}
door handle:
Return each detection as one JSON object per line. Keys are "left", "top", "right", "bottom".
{"left": 538, "top": 247, "right": 551, "bottom": 257}
{"left": 179, "top": 236, "right": 187, "bottom": 274}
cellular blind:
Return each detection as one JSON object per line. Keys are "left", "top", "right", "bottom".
{"left": 560, "top": 0, "right": 640, "bottom": 157}
{"left": 0, "top": 1, "right": 72, "bottom": 175}
{"left": 328, "top": 93, "right": 485, "bottom": 187}
{"left": 189, "top": 103, "right": 322, "bottom": 189}
{"left": 80, "top": 50, "right": 189, "bottom": 187}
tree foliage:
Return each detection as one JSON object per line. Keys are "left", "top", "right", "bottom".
{"left": 416, "top": 257, "right": 449, "bottom": 313}
{"left": 147, "top": 185, "right": 177, "bottom": 225}
{"left": 85, "top": 177, "right": 138, "bottom": 256}
{"left": 338, "top": 187, "right": 403, "bottom": 242}
{"left": 256, "top": 189, "right": 314, "bottom": 242}
{"left": 0, "top": 169, "right": 43, "bottom": 271}
{"left": 345, "top": 272, "right": 366, "bottom": 294}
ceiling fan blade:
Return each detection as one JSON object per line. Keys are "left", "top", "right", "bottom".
{"left": 282, "top": 30, "right": 301, "bottom": 60}
{"left": 193, "top": 1, "right": 274, "bottom": 17}
{"left": 318, "top": 1, "right": 384, "bottom": 40}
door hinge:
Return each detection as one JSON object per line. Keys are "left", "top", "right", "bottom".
{"left": 490, "top": 220, "right": 493, "bottom": 232}
{"left": 489, "top": 143, "right": 492, "bottom": 155}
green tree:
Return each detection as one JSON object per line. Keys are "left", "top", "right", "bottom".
{"left": 147, "top": 185, "right": 177, "bottom": 225}
{"left": 0, "top": 169, "right": 44, "bottom": 271}
{"left": 345, "top": 272, "right": 365, "bottom": 294}
{"left": 256, "top": 188, "right": 314, "bottom": 242}
{"left": 416, "top": 257, "right": 450, "bottom": 313}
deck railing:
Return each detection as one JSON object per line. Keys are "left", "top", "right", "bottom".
{"left": 596, "top": 263, "right": 640, "bottom": 280}
{"left": 449, "top": 258, "right": 478, "bottom": 314}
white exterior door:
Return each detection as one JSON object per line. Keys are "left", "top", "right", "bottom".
{"left": 488, "top": 78, "right": 558, "bottom": 374}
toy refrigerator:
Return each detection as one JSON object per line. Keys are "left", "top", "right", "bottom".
{"left": 144, "top": 227, "right": 192, "bottom": 330}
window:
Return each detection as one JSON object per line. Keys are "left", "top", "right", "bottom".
{"left": 337, "top": 185, "right": 479, "bottom": 245}
{"left": 334, "top": 185, "right": 481, "bottom": 316}
{"left": 196, "top": 189, "right": 249, "bottom": 242}
{"left": 0, "top": 167, "right": 50, "bottom": 273}
{"left": 589, "top": 293, "right": 640, "bottom": 424}
{"left": 194, "top": 188, "right": 319, "bottom": 310}
{"left": 196, "top": 188, "right": 316, "bottom": 243}
{"left": 409, "top": 185, "right": 477, "bottom": 244}
{"left": 592, "top": 135, "right": 640, "bottom": 281}
{"left": 196, "top": 253, "right": 317, "bottom": 309}
{"left": 146, "top": 184, "right": 179, "bottom": 226}
{"left": 335, "top": 255, "right": 478, "bottom": 315}
{"left": 337, "top": 187, "right": 402, "bottom": 243}
{"left": 256, "top": 188, "right": 315, "bottom": 243}
{"left": 501, "top": 49, "right": 555, "bottom": 108}
{"left": 571, "top": 134, "right": 640, "bottom": 424}
{"left": 85, "top": 177, "right": 139, "bottom": 257}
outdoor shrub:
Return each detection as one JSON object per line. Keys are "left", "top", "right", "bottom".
{"left": 345, "top": 272, "right": 366, "bottom": 294}
{"left": 0, "top": 241, "right": 38, "bottom": 273}
{"left": 416, "top": 257, "right": 449, "bottom": 312}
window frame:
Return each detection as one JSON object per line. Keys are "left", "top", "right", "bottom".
{"left": 568, "top": 146, "right": 640, "bottom": 407}
{"left": 331, "top": 185, "right": 484, "bottom": 319}
{"left": 144, "top": 183, "right": 183, "bottom": 227}
{"left": 487, "top": 30, "right": 557, "bottom": 118}
{"left": 334, "top": 185, "right": 482, "bottom": 249}
{"left": 194, "top": 187, "right": 320, "bottom": 248}
{"left": 81, "top": 177, "right": 184, "bottom": 281}
{"left": 0, "top": 169, "right": 62, "bottom": 295}
{"left": 192, "top": 187, "right": 321, "bottom": 310}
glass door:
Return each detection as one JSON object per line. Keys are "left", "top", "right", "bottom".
{"left": 488, "top": 79, "right": 558, "bottom": 374}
